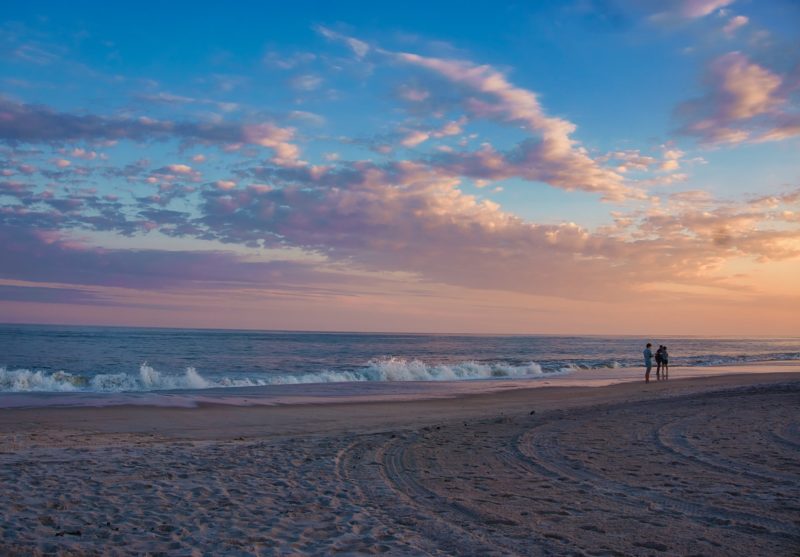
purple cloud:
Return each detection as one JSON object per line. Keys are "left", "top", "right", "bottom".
{"left": 0, "top": 98, "right": 301, "bottom": 165}
{"left": 0, "top": 225, "right": 370, "bottom": 294}
{"left": 0, "top": 176, "right": 141, "bottom": 236}
{"left": 676, "top": 52, "right": 799, "bottom": 144}
{"left": 0, "top": 284, "right": 111, "bottom": 306}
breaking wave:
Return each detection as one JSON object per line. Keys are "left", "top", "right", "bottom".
{"left": 3, "top": 350, "right": 797, "bottom": 394}
{"left": 0, "top": 358, "right": 550, "bottom": 393}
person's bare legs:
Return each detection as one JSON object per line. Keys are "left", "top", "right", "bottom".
{"left": 645, "top": 363, "right": 652, "bottom": 383}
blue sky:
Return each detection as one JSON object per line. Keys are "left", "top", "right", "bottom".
{"left": 1, "top": 0, "right": 799, "bottom": 333}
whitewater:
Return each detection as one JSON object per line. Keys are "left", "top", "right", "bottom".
{"left": 0, "top": 358, "right": 550, "bottom": 393}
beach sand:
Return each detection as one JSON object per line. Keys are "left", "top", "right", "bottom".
{"left": 0, "top": 365, "right": 798, "bottom": 555}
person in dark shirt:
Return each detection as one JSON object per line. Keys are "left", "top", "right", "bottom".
{"left": 655, "top": 345, "right": 664, "bottom": 379}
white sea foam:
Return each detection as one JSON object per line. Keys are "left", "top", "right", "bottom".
{"left": 0, "top": 368, "right": 81, "bottom": 392}
{"left": 0, "top": 358, "right": 550, "bottom": 393}
{"left": 0, "top": 364, "right": 220, "bottom": 393}
{"left": 257, "top": 358, "right": 546, "bottom": 385}
{"left": 360, "top": 357, "right": 544, "bottom": 381}
{"left": 88, "top": 365, "right": 218, "bottom": 391}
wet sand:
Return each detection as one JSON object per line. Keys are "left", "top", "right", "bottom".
{"left": 0, "top": 366, "right": 798, "bottom": 555}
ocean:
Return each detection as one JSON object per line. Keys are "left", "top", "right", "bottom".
{"left": 1, "top": 324, "right": 798, "bottom": 406}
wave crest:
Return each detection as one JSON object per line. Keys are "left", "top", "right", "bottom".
{"left": 0, "top": 358, "right": 548, "bottom": 393}
{"left": 361, "top": 357, "right": 543, "bottom": 381}
{"left": 0, "top": 364, "right": 222, "bottom": 393}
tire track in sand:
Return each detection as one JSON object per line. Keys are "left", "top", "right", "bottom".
{"left": 655, "top": 417, "right": 799, "bottom": 484}
{"left": 334, "top": 432, "right": 523, "bottom": 556}
{"left": 514, "top": 395, "right": 800, "bottom": 542}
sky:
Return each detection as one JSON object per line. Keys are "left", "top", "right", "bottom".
{"left": 0, "top": 0, "right": 799, "bottom": 335}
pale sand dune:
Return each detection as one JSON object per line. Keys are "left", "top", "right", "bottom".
{"left": 0, "top": 367, "right": 798, "bottom": 555}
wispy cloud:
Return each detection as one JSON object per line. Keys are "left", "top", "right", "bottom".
{"left": 315, "top": 25, "right": 369, "bottom": 58}
{"left": 0, "top": 225, "right": 347, "bottom": 292}
{"left": 289, "top": 73, "right": 323, "bottom": 91}
{"left": 316, "top": 30, "right": 632, "bottom": 199}
{"left": 649, "top": 0, "right": 735, "bottom": 22}
{"left": 137, "top": 91, "right": 240, "bottom": 113}
{"left": 723, "top": 15, "right": 749, "bottom": 36}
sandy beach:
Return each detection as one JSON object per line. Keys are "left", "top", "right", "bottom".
{"left": 1, "top": 365, "right": 798, "bottom": 556}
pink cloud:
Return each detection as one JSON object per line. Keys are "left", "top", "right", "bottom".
{"left": 434, "top": 140, "right": 636, "bottom": 200}
{"left": 215, "top": 180, "right": 237, "bottom": 190}
{"left": 149, "top": 164, "right": 203, "bottom": 185}
{"left": 679, "top": 0, "right": 734, "bottom": 18}
{"left": 657, "top": 149, "right": 685, "bottom": 171}
{"left": 398, "top": 118, "right": 465, "bottom": 149}
{"left": 723, "top": 15, "right": 748, "bottom": 36}
{"left": 710, "top": 53, "right": 782, "bottom": 119}
{"left": 394, "top": 52, "right": 563, "bottom": 132}
{"left": 166, "top": 163, "right": 193, "bottom": 174}
{"left": 601, "top": 150, "right": 659, "bottom": 173}
{"left": 400, "top": 130, "right": 430, "bottom": 148}
{"left": 650, "top": 0, "right": 735, "bottom": 22}
{"left": 677, "top": 52, "right": 798, "bottom": 144}
{"left": 69, "top": 147, "right": 100, "bottom": 160}
{"left": 243, "top": 123, "right": 303, "bottom": 167}
{"left": 397, "top": 86, "right": 430, "bottom": 102}
{"left": 752, "top": 113, "right": 800, "bottom": 143}
{"left": 390, "top": 51, "right": 628, "bottom": 198}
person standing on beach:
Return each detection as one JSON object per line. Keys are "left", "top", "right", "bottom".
{"left": 655, "top": 345, "right": 664, "bottom": 379}
{"left": 643, "top": 343, "right": 653, "bottom": 383}
{"left": 661, "top": 346, "right": 669, "bottom": 379}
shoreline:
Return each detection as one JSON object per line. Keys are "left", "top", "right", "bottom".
{"left": 1, "top": 364, "right": 798, "bottom": 444}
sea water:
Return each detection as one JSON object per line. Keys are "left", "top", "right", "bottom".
{"left": 0, "top": 324, "right": 798, "bottom": 407}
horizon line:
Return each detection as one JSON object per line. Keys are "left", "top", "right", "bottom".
{"left": 1, "top": 321, "right": 797, "bottom": 340}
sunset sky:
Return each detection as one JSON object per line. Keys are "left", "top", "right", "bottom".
{"left": 1, "top": 0, "right": 799, "bottom": 334}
